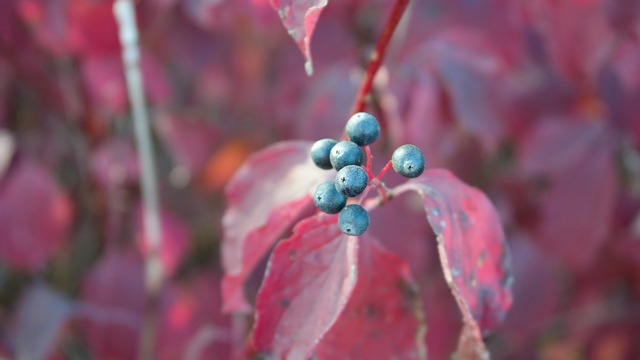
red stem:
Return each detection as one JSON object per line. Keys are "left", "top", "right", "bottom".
{"left": 364, "top": 146, "right": 373, "bottom": 178}
{"left": 350, "top": 0, "right": 409, "bottom": 115}
{"left": 376, "top": 160, "right": 393, "bottom": 180}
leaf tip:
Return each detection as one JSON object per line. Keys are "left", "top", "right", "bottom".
{"left": 304, "top": 60, "right": 314, "bottom": 76}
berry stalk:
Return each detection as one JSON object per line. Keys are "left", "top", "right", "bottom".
{"left": 376, "top": 160, "right": 394, "bottom": 180}
{"left": 364, "top": 145, "right": 374, "bottom": 179}
{"left": 350, "top": 0, "right": 409, "bottom": 115}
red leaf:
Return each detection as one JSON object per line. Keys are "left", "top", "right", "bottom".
{"left": 367, "top": 186, "right": 435, "bottom": 276}
{"left": 81, "top": 55, "right": 127, "bottom": 114}
{"left": 394, "top": 169, "right": 513, "bottom": 356}
{"left": 455, "top": 323, "right": 490, "bottom": 360}
{"left": 428, "top": 28, "right": 508, "bottom": 152}
{"left": 76, "top": 249, "right": 145, "bottom": 360}
{"left": 398, "top": 69, "right": 451, "bottom": 169}
{"left": 274, "top": 61, "right": 357, "bottom": 140}
{"left": 493, "top": 235, "right": 564, "bottom": 351}
{"left": 154, "top": 114, "right": 220, "bottom": 176}
{"left": 314, "top": 238, "right": 427, "bottom": 360}
{"left": 538, "top": 141, "right": 617, "bottom": 269}
{"left": 525, "top": 0, "right": 613, "bottom": 83}
{"left": 393, "top": 27, "right": 510, "bottom": 157}
{"left": 221, "top": 141, "right": 332, "bottom": 312}
{"left": 67, "top": 0, "right": 120, "bottom": 56}
{"left": 181, "top": 0, "right": 271, "bottom": 31}
{"left": 156, "top": 270, "right": 232, "bottom": 360}
{"left": 90, "top": 138, "right": 140, "bottom": 188}
{"left": 270, "top": 0, "right": 328, "bottom": 75}
{"left": 605, "top": 0, "right": 640, "bottom": 34}
{"left": 0, "top": 161, "right": 74, "bottom": 271}
{"left": 600, "top": 40, "right": 640, "bottom": 143}
{"left": 81, "top": 52, "right": 170, "bottom": 115}
{"left": 135, "top": 205, "right": 190, "bottom": 278}
{"left": 199, "top": 138, "right": 255, "bottom": 192}
{"left": 609, "top": 40, "right": 640, "bottom": 94}
{"left": 418, "top": 263, "right": 462, "bottom": 360}
{"left": 519, "top": 120, "right": 603, "bottom": 176}
{"left": 519, "top": 120, "right": 617, "bottom": 269}
{"left": 251, "top": 215, "right": 358, "bottom": 359}
{"left": 16, "top": 0, "right": 73, "bottom": 56}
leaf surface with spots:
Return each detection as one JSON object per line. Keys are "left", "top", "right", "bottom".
{"left": 395, "top": 169, "right": 513, "bottom": 358}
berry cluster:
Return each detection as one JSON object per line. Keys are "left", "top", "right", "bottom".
{"left": 311, "top": 112, "right": 426, "bottom": 236}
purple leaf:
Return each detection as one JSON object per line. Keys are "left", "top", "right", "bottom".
{"left": 518, "top": 119, "right": 604, "bottom": 176}
{"left": 251, "top": 215, "right": 358, "bottom": 359}
{"left": 428, "top": 28, "right": 508, "bottom": 152}
{"left": 518, "top": 120, "right": 617, "bottom": 269}
{"left": 528, "top": 0, "right": 613, "bottom": 82}
{"left": 493, "top": 235, "right": 564, "bottom": 350}
{"left": 10, "top": 283, "right": 73, "bottom": 360}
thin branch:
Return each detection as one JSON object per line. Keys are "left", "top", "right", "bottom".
{"left": 350, "top": 0, "right": 410, "bottom": 115}
{"left": 376, "top": 160, "right": 393, "bottom": 180}
{"left": 364, "top": 145, "right": 374, "bottom": 178}
{"left": 113, "top": 1, "right": 163, "bottom": 359}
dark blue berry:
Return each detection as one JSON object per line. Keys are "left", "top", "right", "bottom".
{"left": 310, "top": 139, "right": 337, "bottom": 170}
{"left": 391, "top": 144, "right": 425, "bottom": 178}
{"left": 338, "top": 204, "right": 370, "bottom": 236}
{"left": 334, "top": 165, "right": 368, "bottom": 197}
{"left": 329, "top": 141, "right": 363, "bottom": 170}
{"left": 313, "top": 181, "right": 347, "bottom": 214}
{"left": 346, "top": 112, "right": 380, "bottom": 146}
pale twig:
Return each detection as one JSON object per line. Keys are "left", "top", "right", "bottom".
{"left": 113, "top": 1, "right": 163, "bottom": 359}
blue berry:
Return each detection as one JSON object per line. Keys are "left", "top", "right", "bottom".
{"left": 310, "top": 139, "right": 337, "bottom": 170}
{"left": 329, "top": 141, "right": 363, "bottom": 170}
{"left": 313, "top": 181, "right": 347, "bottom": 214}
{"left": 391, "top": 144, "right": 425, "bottom": 178}
{"left": 334, "top": 165, "right": 368, "bottom": 197}
{"left": 338, "top": 204, "right": 370, "bottom": 236}
{"left": 346, "top": 112, "right": 380, "bottom": 146}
